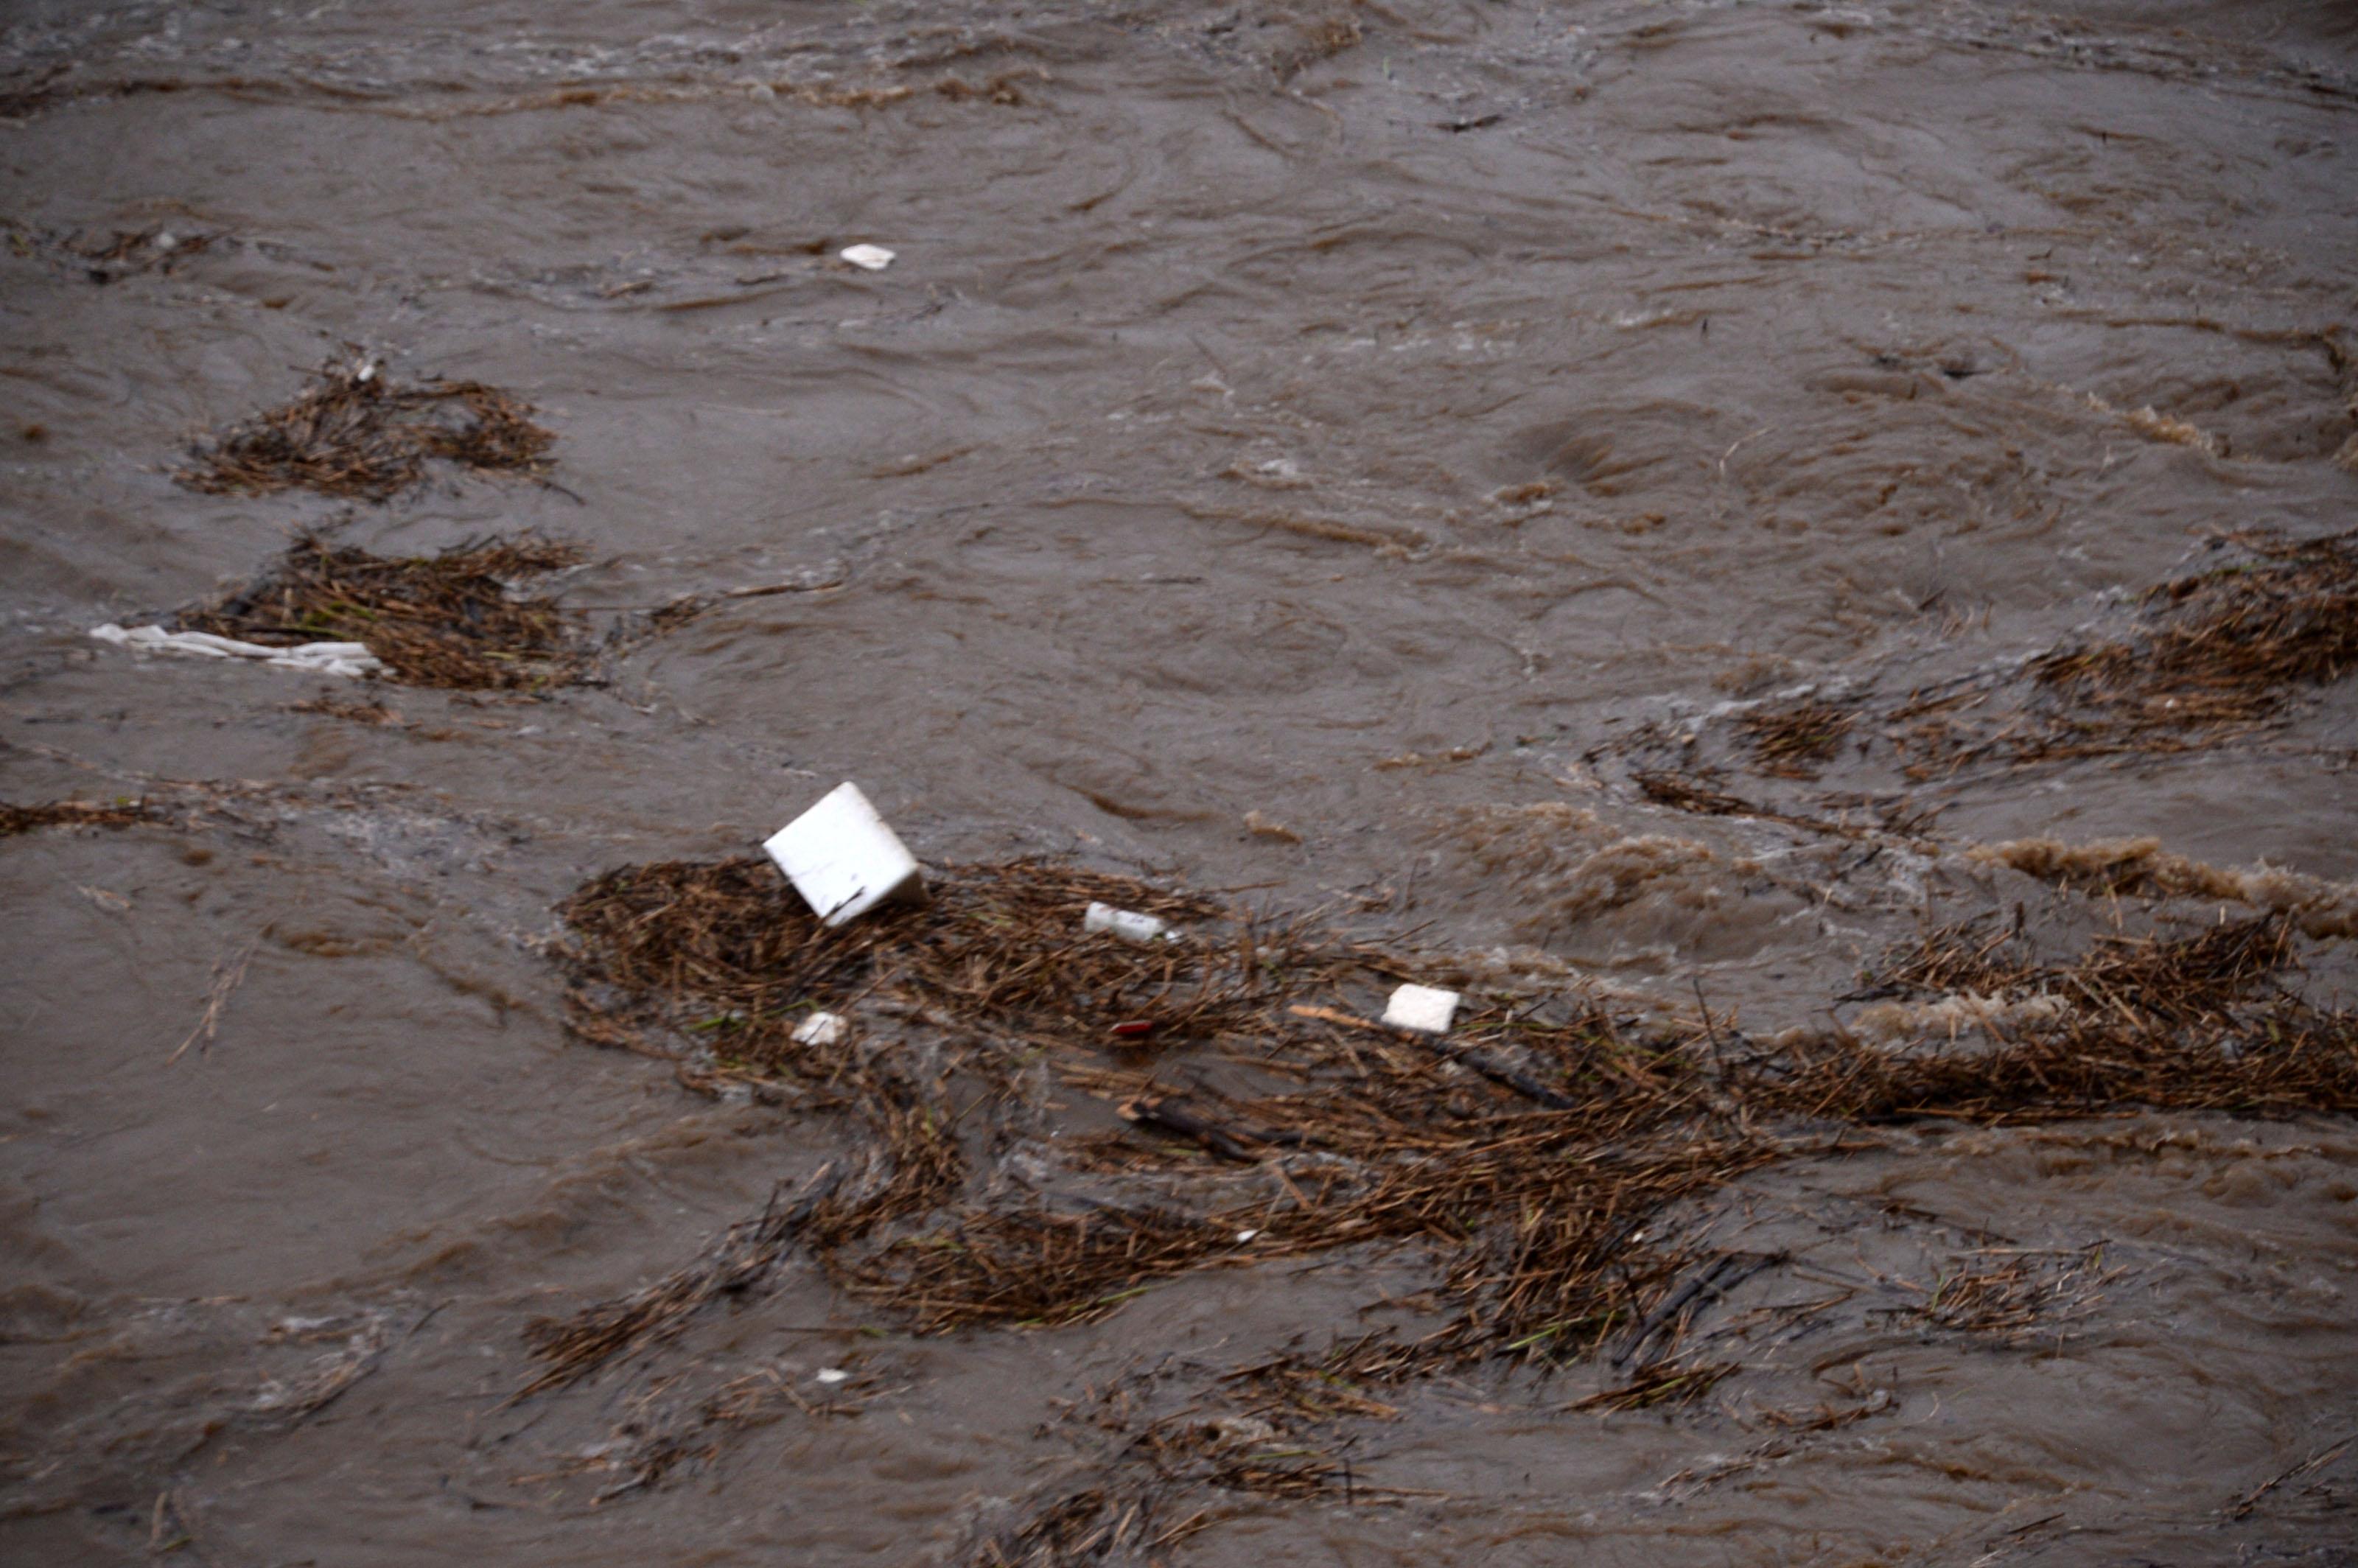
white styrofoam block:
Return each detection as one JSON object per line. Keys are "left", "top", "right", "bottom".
{"left": 839, "top": 244, "right": 895, "bottom": 271}
{"left": 1083, "top": 902, "right": 1172, "bottom": 944}
{"left": 1382, "top": 983, "right": 1460, "bottom": 1035}
{"left": 791, "top": 1011, "right": 844, "bottom": 1047}
{"left": 763, "top": 783, "right": 925, "bottom": 926}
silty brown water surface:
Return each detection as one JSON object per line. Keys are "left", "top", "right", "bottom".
{"left": 3, "top": 0, "right": 2357, "bottom": 1562}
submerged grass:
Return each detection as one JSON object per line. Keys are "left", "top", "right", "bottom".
{"left": 179, "top": 355, "right": 555, "bottom": 500}
{"left": 178, "top": 533, "right": 595, "bottom": 690}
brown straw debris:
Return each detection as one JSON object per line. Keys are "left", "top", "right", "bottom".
{"left": 1738, "top": 699, "right": 1855, "bottom": 778}
{"left": 178, "top": 533, "right": 595, "bottom": 690}
{"left": 528, "top": 848, "right": 2358, "bottom": 1548}
{"left": 1, "top": 798, "right": 161, "bottom": 836}
{"left": 180, "top": 354, "right": 554, "bottom": 500}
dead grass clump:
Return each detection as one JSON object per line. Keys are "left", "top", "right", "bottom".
{"left": 1788, "top": 916, "right": 2358, "bottom": 1123}
{"left": 2031, "top": 530, "right": 2358, "bottom": 733}
{"left": 179, "top": 533, "right": 593, "bottom": 690}
{"left": 0, "top": 799, "right": 160, "bottom": 836}
{"left": 1738, "top": 699, "right": 1855, "bottom": 777}
{"left": 965, "top": 1485, "right": 1211, "bottom": 1568}
{"left": 1782, "top": 528, "right": 2358, "bottom": 779}
{"left": 180, "top": 356, "right": 555, "bottom": 500}
{"left": 556, "top": 856, "right": 1288, "bottom": 1078}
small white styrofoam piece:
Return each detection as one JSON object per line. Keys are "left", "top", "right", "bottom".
{"left": 839, "top": 244, "right": 895, "bottom": 271}
{"left": 1382, "top": 983, "right": 1460, "bottom": 1036}
{"left": 814, "top": 1368, "right": 850, "bottom": 1385}
{"left": 791, "top": 1011, "right": 844, "bottom": 1047}
{"left": 763, "top": 782, "right": 925, "bottom": 927}
{"left": 1083, "top": 902, "right": 1172, "bottom": 944}
{"left": 91, "top": 623, "right": 385, "bottom": 679}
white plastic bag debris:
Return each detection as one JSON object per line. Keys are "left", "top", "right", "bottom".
{"left": 1083, "top": 902, "right": 1174, "bottom": 944}
{"left": 91, "top": 623, "right": 385, "bottom": 679}
{"left": 791, "top": 1011, "right": 845, "bottom": 1047}
{"left": 839, "top": 244, "right": 895, "bottom": 271}
{"left": 1382, "top": 983, "right": 1460, "bottom": 1035}
{"left": 763, "top": 782, "right": 926, "bottom": 927}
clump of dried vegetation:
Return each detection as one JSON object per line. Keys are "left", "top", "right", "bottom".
{"left": 1612, "top": 531, "right": 2358, "bottom": 803}
{"left": 178, "top": 533, "right": 596, "bottom": 690}
{"left": 2032, "top": 530, "right": 2358, "bottom": 732}
{"left": 1892, "top": 528, "right": 2358, "bottom": 774}
{"left": 179, "top": 355, "right": 554, "bottom": 500}
{"left": 1738, "top": 699, "right": 1854, "bottom": 778}
{"left": 533, "top": 853, "right": 2358, "bottom": 1443}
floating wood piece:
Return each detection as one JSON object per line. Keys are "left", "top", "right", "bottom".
{"left": 1118, "top": 1095, "right": 1264, "bottom": 1162}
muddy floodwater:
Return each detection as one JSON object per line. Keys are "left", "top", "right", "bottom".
{"left": 5, "top": 1, "right": 2358, "bottom": 1563}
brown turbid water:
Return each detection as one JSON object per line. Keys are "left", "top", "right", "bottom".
{"left": 4, "top": 1, "right": 2358, "bottom": 1563}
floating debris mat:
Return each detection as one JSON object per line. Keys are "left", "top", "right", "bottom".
{"left": 178, "top": 355, "right": 555, "bottom": 500}
{"left": 553, "top": 857, "right": 1293, "bottom": 1074}
{"left": 2027, "top": 527, "right": 2358, "bottom": 738}
{"left": 177, "top": 533, "right": 596, "bottom": 690}
{"left": 1610, "top": 528, "right": 2358, "bottom": 799}
{"left": 537, "top": 855, "right": 2358, "bottom": 1411}
{"left": 1903, "top": 527, "right": 2358, "bottom": 771}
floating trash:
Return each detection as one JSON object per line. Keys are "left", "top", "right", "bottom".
{"left": 763, "top": 783, "right": 926, "bottom": 927}
{"left": 1382, "top": 983, "right": 1460, "bottom": 1035}
{"left": 1083, "top": 901, "right": 1175, "bottom": 944}
{"left": 91, "top": 623, "right": 385, "bottom": 679}
{"left": 792, "top": 1011, "right": 846, "bottom": 1047}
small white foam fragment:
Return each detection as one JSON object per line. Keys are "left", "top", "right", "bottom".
{"left": 792, "top": 1010, "right": 844, "bottom": 1047}
{"left": 763, "top": 782, "right": 926, "bottom": 927}
{"left": 1235, "top": 1228, "right": 1259, "bottom": 1243}
{"left": 1382, "top": 982, "right": 1460, "bottom": 1035}
{"left": 91, "top": 623, "right": 385, "bottom": 679}
{"left": 839, "top": 243, "right": 895, "bottom": 271}
{"left": 1083, "top": 902, "right": 1174, "bottom": 945}
{"left": 814, "top": 1368, "right": 850, "bottom": 1385}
